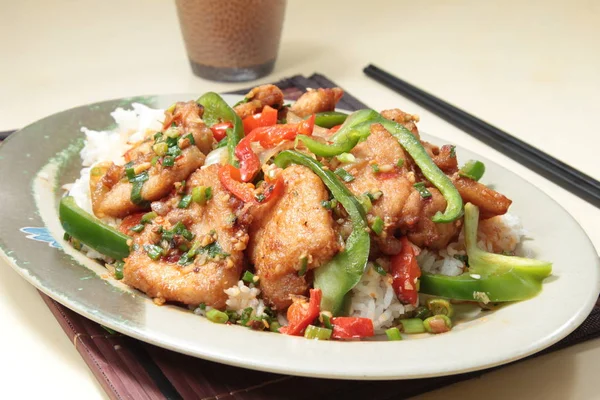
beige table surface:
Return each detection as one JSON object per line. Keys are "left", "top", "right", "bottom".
{"left": 2, "top": 0, "right": 600, "bottom": 398}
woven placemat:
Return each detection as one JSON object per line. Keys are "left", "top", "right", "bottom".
{"left": 20, "top": 73, "right": 600, "bottom": 399}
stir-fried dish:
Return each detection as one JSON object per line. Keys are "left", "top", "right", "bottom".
{"left": 60, "top": 85, "right": 552, "bottom": 340}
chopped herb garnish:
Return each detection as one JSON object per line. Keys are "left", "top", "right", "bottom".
{"left": 242, "top": 271, "right": 256, "bottom": 283}
{"left": 321, "top": 199, "right": 338, "bottom": 210}
{"left": 336, "top": 153, "right": 356, "bottom": 164}
{"left": 255, "top": 193, "right": 266, "bottom": 203}
{"left": 371, "top": 163, "right": 380, "bottom": 173}
{"left": 371, "top": 216, "right": 384, "bottom": 235}
{"left": 114, "top": 261, "right": 124, "bottom": 280}
{"left": 153, "top": 132, "right": 163, "bottom": 141}
{"left": 153, "top": 142, "right": 168, "bottom": 156}
{"left": 206, "top": 309, "right": 229, "bottom": 324}
{"left": 167, "top": 144, "right": 182, "bottom": 157}
{"left": 199, "top": 240, "right": 229, "bottom": 259}
{"left": 397, "top": 158, "right": 405, "bottom": 168}
{"left": 298, "top": 257, "right": 308, "bottom": 277}
{"left": 178, "top": 194, "right": 193, "bottom": 209}
{"left": 129, "top": 224, "right": 145, "bottom": 233}
{"left": 449, "top": 145, "right": 456, "bottom": 158}
{"left": 184, "top": 133, "right": 195, "bottom": 145}
{"left": 366, "top": 190, "right": 383, "bottom": 201}
{"left": 198, "top": 302, "right": 206, "bottom": 310}
{"left": 141, "top": 211, "right": 157, "bottom": 223}
{"left": 413, "top": 182, "right": 432, "bottom": 198}
{"left": 131, "top": 181, "right": 145, "bottom": 204}
{"left": 125, "top": 167, "right": 136, "bottom": 181}
{"left": 144, "top": 244, "right": 164, "bottom": 260}
{"left": 334, "top": 168, "right": 355, "bottom": 182}
{"left": 193, "top": 186, "right": 213, "bottom": 205}
{"left": 320, "top": 313, "right": 333, "bottom": 330}
{"left": 162, "top": 156, "right": 175, "bottom": 167}
{"left": 373, "top": 262, "right": 387, "bottom": 276}
{"left": 151, "top": 156, "right": 159, "bottom": 166}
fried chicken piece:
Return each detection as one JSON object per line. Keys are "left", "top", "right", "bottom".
{"left": 123, "top": 165, "right": 251, "bottom": 308}
{"left": 234, "top": 84, "right": 285, "bottom": 119}
{"left": 406, "top": 188, "right": 462, "bottom": 249}
{"left": 381, "top": 108, "right": 421, "bottom": 139}
{"left": 91, "top": 102, "right": 213, "bottom": 219}
{"left": 423, "top": 142, "right": 459, "bottom": 174}
{"left": 451, "top": 175, "right": 512, "bottom": 219}
{"left": 247, "top": 165, "right": 340, "bottom": 310}
{"left": 289, "top": 88, "right": 344, "bottom": 117}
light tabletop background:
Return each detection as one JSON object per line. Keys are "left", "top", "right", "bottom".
{"left": 2, "top": 0, "right": 599, "bottom": 398}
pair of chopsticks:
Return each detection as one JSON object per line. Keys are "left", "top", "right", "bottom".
{"left": 364, "top": 64, "right": 600, "bottom": 209}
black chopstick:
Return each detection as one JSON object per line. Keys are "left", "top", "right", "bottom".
{"left": 364, "top": 64, "right": 600, "bottom": 209}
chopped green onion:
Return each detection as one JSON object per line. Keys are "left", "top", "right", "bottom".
{"left": 162, "top": 156, "right": 175, "bottom": 167}
{"left": 426, "top": 298, "right": 454, "bottom": 318}
{"left": 178, "top": 194, "right": 193, "bottom": 209}
{"left": 269, "top": 321, "right": 281, "bottom": 333}
{"left": 144, "top": 244, "right": 164, "bottom": 260}
{"left": 336, "top": 153, "right": 356, "bottom": 164}
{"left": 413, "top": 306, "right": 432, "bottom": 320}
{"left": 449, "top": 145, "right": 456, "bottom": 158}
{"left": 242, "top": 271, "right": 256, "bottom": 283}
{"left": 423, "top": 315, "right": 452, "bottom": 334}
{"left": 413, "top": 182, "right": 432, "bottom": 199}
{"left": 206, "top": 309, "right": 229, "bottom": 324}
{"left": 400, "top": 318, "right": 426, "bottom": 334}
{"left": 164, "top": 126, "right": 180, "bottom": 138}
{"left": 303, "top": 325, "right": 332, "bottom": 340}
{"left": 129, "top": 224, "right": 145, "bottom": 233}
{"left": 373, "top": 262, "right": 387, "bottom": 276}
{"left": 167, "top": 144, "right": 182, "bottom": 157}
{"left": 366, "top": 191, "right": 383, "bottom": 201}
{"left": 334, "top": 168, "right": 355, "bottom": 182}
{"left": 151, "top": 156, "right": 159, "bottom": 166}
{"left": 153, "top": 142, "right": 168, "bottom": 156}
{"left": 154, "top": 132, "right": 163, "bottom": 141}
{"left": 130, "top": 181, "right": 145, "bottom": 204}
{"left": 141, "top": 211, "right": 157, "bottom": 223}
{"left": 320, "top": 313, "right": 333, "bottom": 330}
{"left": 358, "top": 194, "right": 373, "bottom": 213}
{"left": 370, "top": 216, "right": 384, "bottom": 236}
{"left": 459, "top": 160, "right": 486, "bottom": 181}
{"left": 192, "top": 186, "right": 210, "bottom": 205}
{"left": 397, "top": 158, "right": 405, "bottom": 168}
{"left": 198, "top": 303, "right": 207, "bottom": 310}
{"left": 125, "top": 167, "right": 136, "bottom": 181}
{"left": 114, "top": 261, "right": 124, "bottom": 280}
{"left": 371, "top": 163, "right": 380, "bottom": 173}
{"left": 183, "top": 133, "right": 195, "bottom": 145}
{"left": 255, "top": 193, "right": 266, "bottom": 203}
{"left": 385, "top": 327, "right": 402, "bottom": 341}
{"left": 321, "top": 199, "right": 338, "bottom": 210}
{"left": 298, "top": 256, "right": 308, "bottom": 277}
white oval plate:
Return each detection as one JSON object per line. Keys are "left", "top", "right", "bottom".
{"left": 0, "top": 94, "right": 598, "bottom": 380}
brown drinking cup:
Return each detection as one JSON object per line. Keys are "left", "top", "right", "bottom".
{"left": 175, "top": 0, "right": 287, "bottom": 82}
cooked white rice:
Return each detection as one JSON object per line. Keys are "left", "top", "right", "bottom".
{"left": 348, "top": 264, "right": 415, "bottom": 333}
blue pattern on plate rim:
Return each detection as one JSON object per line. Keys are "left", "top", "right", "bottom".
{"left": 20, "top": 227, "right": 61, "bottom": 249}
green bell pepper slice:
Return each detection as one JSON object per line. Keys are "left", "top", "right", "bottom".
{"left": 311, "top": 111, "right": 349, "bottom": 129}
{"left": 59, "top": 196, "right": 131, "bottom": 260}
{"left": 196, "top": 92, "right": 244, "bottom": 167}
{"left": 304, "top": 108, "right": 463, "bottom": 223}
{"left": 420, "top": 203, "right": 552, "bottom": 302}
{"left": 274, "top": 150, "right": 370, "bottom": 316}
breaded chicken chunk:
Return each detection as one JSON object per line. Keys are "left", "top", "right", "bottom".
{"left": 247, "top": 165, "right": 340, "bottom": 310}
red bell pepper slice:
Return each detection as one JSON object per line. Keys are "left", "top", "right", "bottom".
{"left": 210, "top": 122, "right": 233, "bottom": 142}
{"left": 218, "top": 164, "right": 284, "bottom": 204}
{"left": 235, "top": 115, "right": 316, "bottom": 182}
{"left": 391, "top": 237, "right": 422, "bottom": 306}
{"left": 331, "top": 317, "right": 374, "bottom": 339}
{"left": 279, "top": 289, "right": 322, "bottom": 336}
{"left": 242, "top": 105, "right": 278, "bottom": 135}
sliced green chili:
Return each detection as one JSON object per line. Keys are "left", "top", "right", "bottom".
{"left": 400, "top": 318, "right": 426, "bottom": 334}
{"left": 304, "top": 325, "right": 332, "bottom": 340}
{"left": 459, "top": 160, "right": 486, "bottom": 181}
{"left": 141, "top": 211, "right": 157, "bottom": 223}
{"left": 312, "top": 111, "right": 349, "bottom": 129}
{"left": 423, "top": 315, "right": 452, "bottom": 333}
{"left": 178, "top": 194, "right": 193, "bottom": 209}
{"left": 426, "top": 298, "right": 454, "bottom": 318}
{"left": 206, "top": 309, "right": 229, "bottom": 324}
{"left": 129, "top": 224, "right": 145, "bottom": 233}
{"left": 385, "top": 327, "right": 402, "bottom": 341}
